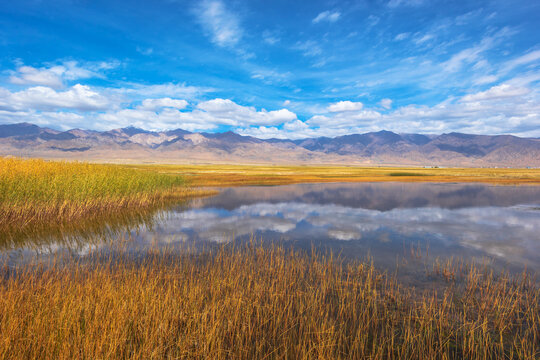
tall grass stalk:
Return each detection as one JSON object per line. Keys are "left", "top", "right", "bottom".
{"left": 0, "top": 243, "right": 537, "bottom": 359}
{"left": 0, "top": 157, "right": 206, "bottom": 234}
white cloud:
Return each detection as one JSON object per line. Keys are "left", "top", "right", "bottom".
{"left": 294, "top": 40, "right": 323, "bottom": 57}
{"left": 367, "top": 15, "right": 380, "bottom": 27}
{"left": 394, "top": 32, "right": 410, "bottom": 41}
{"left": 441, "top": 27, "right": 516, "bottom": 73}
{"left": 138, "top": 98, "right": 188, "bottom": 111}
{"left": 9, "top": 65, "right": 65, "bottom": 88}
{"left": 379, "top": 98, "right": 393, "bottom": 109}
{"left": 196, "top": 98, "right": 297, "bottom": 126}
{"left": 97, "top": 107, "right": 214, "bottom": 132}
{"left": 117, "top": 82, "right": 212, "bottom": 99}
{"left": 500, "top": 49, "right": 540, "bottom": 74}
{"left": 312, "top": 11, "right": 341, "bottom": 24}
{"left": 327, "top": 101, "right": 364, "bottom": 112}
{"left": 93, "top": 98, "right": 298, "bottom": 132}
{"left": 236, "top": 80, "right": 540, "bottom": 139}
{"left": 195, "top": 0, "right": 242, "bottom": 47}
{"left": 262, "top": 30, "right": 280, "bottom": 45}
{"left": 136, "top": 46, "right": 154, "bottom": 55}
{"left": 473, "top": 75, "right": 498, "bottom": 85}
{"left": 387, "top": 0, "right": 426, "bottom": 8}
{"left": 0, "top": 84, "right": 111, "bottom": 111}
{"left": 250, "top": 69, "right": 291, "bottom": 86}
{"left": 8, "top": 61, "right": 113, "bottom": 89}
{"left": 461, "top": 84, "right": 530, "bottom": 102}
{"left": 414, "top": 33, "right": 434, "bottom": 45}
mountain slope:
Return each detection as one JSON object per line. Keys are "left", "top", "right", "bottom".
{"left": 0, "top": 123, "right": 538, "bottom": 166}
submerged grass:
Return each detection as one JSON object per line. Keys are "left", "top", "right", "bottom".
{"left": 0, "top": 157, "right": 210, "bottom": 236}
{"left": 0, "top": 244, "right": 537, "bottom": 359}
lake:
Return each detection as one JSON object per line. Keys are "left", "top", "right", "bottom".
{"left": 3, "top": 182, "right": 540, "bottom": 278}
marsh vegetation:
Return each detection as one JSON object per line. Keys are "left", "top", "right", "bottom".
{"left": 0, "top": 244, "right": 538, "bottom": 359}
{"left": 1, "top": 157, "right": 539, "bottom": 359}
{"left": 0, "top": 158, "right": 211, "bottom": 239}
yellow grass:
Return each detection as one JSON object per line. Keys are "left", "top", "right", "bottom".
{"left": 129, "top": 164, "right": 540, "bottom": 187}
{"left": 0, "top": 157, "right": 211, "bottom": 236}
{"left": 0, "top": 243, "right": 537, "bottom": 359}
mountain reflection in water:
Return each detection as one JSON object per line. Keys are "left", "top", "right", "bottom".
{"left": 3, "top": 182, "right": 540, "bottom": 274}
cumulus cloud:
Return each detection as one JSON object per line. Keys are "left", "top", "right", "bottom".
{"left": 138, "top": 98, "right": 188, "bottom": 111}
{"left": 97, "top": 107, "right": 213, "bottom": 132}
{"left": 9, "top": 66, "right": 65, "bottom": 88}
{"left": 0, "top": 84, "right": 111, "bottom": 111}
{"left": 238, "top": 80, "right": 540, "bottom": 139}
{"left": 196, "top": 98, "right": 297, "bottom": 125}
{"left": 195, "top": 0, "right": 242, "bottom": 47}
{"left": 312, "top": 10, "right": 341, "bottom": 24}
{"left": 461, "top": 84, "right": 530, "bottom": 102}
{"left": 327, "top": 101, "right": 364, "bottom": 112}
{"left": 8, "top": 61, "right": 117, "bottom": 89}
{"left": 92, "top": 98, "right": 298, "bottom": 132}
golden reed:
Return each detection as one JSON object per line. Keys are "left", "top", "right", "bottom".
{"left": 0, "top": 244, "right": 537, "bottom": 359}
{"left": 0, "top": 157, "right": 207, "bottom": 234}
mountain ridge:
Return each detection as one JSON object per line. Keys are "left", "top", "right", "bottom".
{"left": 0, "top": 122, "right": 538, "bottom": 167}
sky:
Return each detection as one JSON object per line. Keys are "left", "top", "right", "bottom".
{"left": 0, "top": 0, "right": 539, "bottom": 138}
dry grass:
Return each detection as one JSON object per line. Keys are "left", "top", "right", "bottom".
{"left": 0, "top": 157, "right": 211, "bottom": 236}
{"left": 129, "top": 164, "right": 540, "bottom": 187}
{"left": 0, "top": 243, "right": 537, "bottom": 359}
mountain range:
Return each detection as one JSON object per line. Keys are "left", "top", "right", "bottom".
{"left": 1, "top": 122, "right": 539, "bottom": 167}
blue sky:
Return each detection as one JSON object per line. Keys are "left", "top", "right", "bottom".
{"left": 1, "top": 0, "right": 539, "bottom": 138}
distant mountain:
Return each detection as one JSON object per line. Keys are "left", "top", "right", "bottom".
{"left": 0, "top": 122, "right": 539, "bottom": 166}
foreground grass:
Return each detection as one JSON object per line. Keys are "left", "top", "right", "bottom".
{"left": 131, "top": 164, "right": 540, "bottom": 186}
{"left": 0, "top": 244, "right": 537, "bottom": 359}
{"left": 0, "top": 157, "right": 208, "bottom": 235}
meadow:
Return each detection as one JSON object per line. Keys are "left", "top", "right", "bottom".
{"left": 0, "top": 244, "right": 538, "bottom": 359}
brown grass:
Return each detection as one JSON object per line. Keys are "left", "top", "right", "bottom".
{"left": 0, "top": 243, "right": 537, "bottom": 359}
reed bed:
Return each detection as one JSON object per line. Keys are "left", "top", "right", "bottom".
{"left": 0, "top": 244, "right": 537, "bottom": 359}
{"left": 0, "top": 157, "right": 207, "bottom": 235}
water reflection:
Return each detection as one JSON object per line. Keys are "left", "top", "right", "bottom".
{"left": 2, "top": 182, "right": 540, "bottom": 273}
{"left": 137, "top": 183, "right": 540, "bottom": 272}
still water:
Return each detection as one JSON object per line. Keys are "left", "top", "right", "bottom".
{"left": 3, "top": 182, "right": 540, "bottom": 275}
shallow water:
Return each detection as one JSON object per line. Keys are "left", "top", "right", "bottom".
{"left": 3, "top": 182, "right": 540, "bottom": 276}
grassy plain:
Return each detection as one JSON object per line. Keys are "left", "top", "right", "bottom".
{"left": 131, "top": 164, "right": 540, "bottom": 187}
{"left": 0, "top": 244, "right": 538, "bottom": 359}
